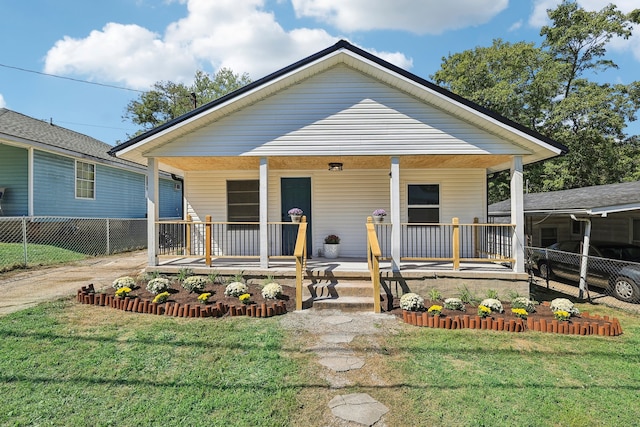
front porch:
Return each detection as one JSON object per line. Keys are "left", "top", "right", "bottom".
{"left": 147, "top": 217, "right": 529, "bottom": 312}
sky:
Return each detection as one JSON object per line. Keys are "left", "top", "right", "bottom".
{"left": 1, "top": 0, "right": 639, "bottom": 146}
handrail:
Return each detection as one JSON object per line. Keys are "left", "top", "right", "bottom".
{"left": 294, "top": 216, "right": 308, "bottom": 310}
{"left": 366, "top": 216, "right": 382, "bottom": 313}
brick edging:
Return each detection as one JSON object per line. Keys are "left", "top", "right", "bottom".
{"left": 401, "top": 310, "right": 622, "bottom": 336}
{"left": 76, "top": 285, "right": 287, "bottom": 318}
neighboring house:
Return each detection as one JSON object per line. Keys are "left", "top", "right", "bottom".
{"left": 110, "top": 40, "right": 567, "bottom": 272}
{"left": 0, "top": 108, "right": 182, "bottom": 218}
{"left": 488, "top": 181, "right": 640, "bottom": 247}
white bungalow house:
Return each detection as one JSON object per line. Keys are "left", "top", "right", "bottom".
{"left": 109, "top": 40, "right": 567, "bottom": 305}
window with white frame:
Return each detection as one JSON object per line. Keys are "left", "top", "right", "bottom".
{"left": 408, "top": 184, "right": 440, "bottom": 223}
{"left": 75, "top": 161, "right": 95, "bottom": 199}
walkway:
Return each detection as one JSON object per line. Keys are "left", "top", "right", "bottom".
{"left": 0, "top": 250, "right": 147, "bottom": 315}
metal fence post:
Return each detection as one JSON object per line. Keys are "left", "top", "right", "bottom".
{"left": 21, "top": 217, "right": 28, "bottom": 265}
{"left": 106, "top": 218, "right": 111, "bottom": 255}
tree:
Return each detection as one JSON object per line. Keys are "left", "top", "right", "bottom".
{"left": 123, "top": 68, "right": 251, "bottom": 136}
{"left": 432, "top": 1, "right": 640, "bottom": 203}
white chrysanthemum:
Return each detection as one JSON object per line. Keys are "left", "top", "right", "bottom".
{"left": 480, "top": 298, "right": 504, "bottom": 313}
{"left": 512, "top": 297, "right": 536, "bottom": 313}
{"left": 261, "top": 282, "right": 283, "bottom": 299}
{"left": 224, "top": 281, "right": 248, "bottom": 297}
{"left": 182, "top": 275, "right": 208, "bottom": 293}
{"left": 146, "top": 277, "right": 170, "bottom": 295}
{"left": 443, "top": 297, "right": 465, "bottom": 311}
{"left": 112, "top": 276, "right": 136, "bottom": 290}
{"left": 550, "top": 298, "right": 580, "bottom": 315}
{"left": 400, "top": 293, "right": 424, "bottom": 311}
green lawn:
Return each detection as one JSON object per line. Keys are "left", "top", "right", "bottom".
{"left": 0, "top": 299, "right": 638, "bottom": 426}
{"left": 0, "top": 243, "right": 87, "bottom": 272}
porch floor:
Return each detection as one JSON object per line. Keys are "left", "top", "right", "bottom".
{"left": 151, "top": 256, "right": 523, "bottom": 280}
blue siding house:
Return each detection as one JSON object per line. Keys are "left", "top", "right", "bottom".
{"left": 0, "top": 108, "right": 182, "bottom": 218}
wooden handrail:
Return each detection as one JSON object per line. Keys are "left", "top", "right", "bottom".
{"left": 294, "top": 216, "right": 308, "bottom": 311}
{"left": 366, "top": 216, "right": 382, "bottom": 313}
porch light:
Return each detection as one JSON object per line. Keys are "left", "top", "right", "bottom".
{"left": 328, "top": 162, "right": 343, "bottom": 171}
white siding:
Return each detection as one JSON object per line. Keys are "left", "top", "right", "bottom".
{"left": 149, "top": 65, "right": 530, "bottom": 159}
{"left": 183, "top": 167, "right": 486, "bottom": 258}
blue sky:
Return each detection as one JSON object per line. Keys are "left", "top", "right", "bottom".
{"left": 1, "top": 0, "right": 639, "bottom": 146}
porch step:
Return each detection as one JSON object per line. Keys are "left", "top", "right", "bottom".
{"left": 303, "top": 279, "right": 383, "bottom": 312}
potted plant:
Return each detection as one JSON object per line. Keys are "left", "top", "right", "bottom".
{"left": 372, "top": 209, "right": 387, "bottom": 223}
{"left": 288, "top": 207, "right": 303, "bottom": 223}
{"left": 323, "top": 234, "right": 341, "bottom": 259}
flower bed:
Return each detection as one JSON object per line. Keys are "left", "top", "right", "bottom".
{"left": 76, "top": 282, "right": 293, "bottom": 319}
{"left": 400, "top": 301, "right": 623, "bottom": 336}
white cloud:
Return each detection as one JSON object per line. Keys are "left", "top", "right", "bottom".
{"left": 291, "top": 0, "right": 509, "bottom": 34}
{"left": 529, "top": 0, "right": 560, "bottom": 28}
{"left": 509, "top": 20, "right": 523, "bottom": 32}
{"left": 0, "top": 94, "right": 6, "bottom": 108}
{"left": 43, "top": 0, "right": 413, "bottom": 90}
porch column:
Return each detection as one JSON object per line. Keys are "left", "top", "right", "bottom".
{"left": 259, "top": 158, "right": 269, "bottom": 268}
{"left": 147, "top": 157, "right": 159, "bottom": 266}
{"left": 510, "top": 156, "right": 524, "bottom": 273}
{"left": 390, "top": 157, "right": 401, "bottom": 272}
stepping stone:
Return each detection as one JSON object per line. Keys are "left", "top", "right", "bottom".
{"left": 322, "top": 315, "right": 353, "bottom": 325}
{"left": 329, "top": 393, "right": 389, "bottom": 425}
{"left": 318, "top": 355, "right": 365, "bottom": 372}
{"left": 320, "top": 333, "right": 355, "bottom": 344}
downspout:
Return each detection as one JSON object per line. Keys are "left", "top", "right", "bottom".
{"left": 171, "top": 174, "right": 184, "bottom": 219}
{"left": 571, "top": 215, "right": 591, "bottom": 300}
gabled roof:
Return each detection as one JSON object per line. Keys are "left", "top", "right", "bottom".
{"left": 0, "top": 108, "right": 144, "bottom": 172}
{"left": 109, "top": 39, "right": 567, "bottom": 170}
{"left": 489, "top": 181, "right": 640, "bottom": 217}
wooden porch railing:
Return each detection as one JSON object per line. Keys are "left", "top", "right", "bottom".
{"left": 366, "top": 216, "right": 382, "bottom": 313}
{"left": 294, "top": 217, "right": 308, "bottom": 311}
{"left": 369, "top": 218, "right": 515, "bottom": 268}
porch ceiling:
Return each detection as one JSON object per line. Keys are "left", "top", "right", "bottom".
{"left": 157, "top": 154, "right": 513, "bottom": 172}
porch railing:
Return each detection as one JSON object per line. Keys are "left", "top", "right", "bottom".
{"left": 294, "top": 218, "right": 308, "bottom": 310}
{"left": 366, "top": 217, "right": 382, "bottom": 313}
{"left": 156, "top": 216, "right": 305, "bottom": 265}
{"left": 372, "top": 217, "right": 514, "bottom": 268}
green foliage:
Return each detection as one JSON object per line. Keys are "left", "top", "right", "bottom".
{"left": 123, "top": 68, "right": 251, "bottom": 136}
{"left": 207, "top": 269, "right": 221, "bottom": 284}
{"left": 0, "top": 243, "right": 86, "bottom": 272}
{"left": 427, "top": 288, "right": 442, "bottom": 302}
{"left": 485, "top": 288, "right": 499, "bottom": 300}
{"left": 177, "top": 267, "right": 194, "bottom": 281}
{"left": 456, "top": 284, "right": 478, "bottom": 305}
{"left": 432, "top": 1, "right": 640, "bottom": 202}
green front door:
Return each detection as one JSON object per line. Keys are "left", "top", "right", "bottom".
{"left": 281, "top": 178, "right": 312, "bottom": 256}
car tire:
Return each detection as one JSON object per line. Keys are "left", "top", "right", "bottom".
{"left": 538, "top": 262, "right": 553, "bottom": 280}
{"left": 612, "top": 276, "right": 640, "bottom": 303}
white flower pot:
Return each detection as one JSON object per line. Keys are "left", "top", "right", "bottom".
{"left": 290, "top": 215, "right": 301, "bottom": 223}
{"left": 323, "top": 243, "right": 340, "bottom": 259}
{"left": 373, "top": 215, "right": 384, "bottom": 223}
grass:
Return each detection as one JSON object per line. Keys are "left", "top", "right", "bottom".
{"left": 0, "top": 301, "right": 311, "bottom": 426}
{"left": 0, "top": 243, "right": 87, "bottom": 272}
{"left": 1, "top": 299, "right": 639, "bottom": 426}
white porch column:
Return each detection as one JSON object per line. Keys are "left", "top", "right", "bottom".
{"left": 510, "top": 156, "right": 525, "bottom": 273}
{"left": 147, "top": 157, "right": 159, "bottom": 266}
{"left": 259, "top": 158, "right": 269, "bottom": 268}
{"left": 390, "top": 157, "right": 401, "bottom": 272}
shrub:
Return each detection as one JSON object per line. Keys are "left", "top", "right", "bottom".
{"left": 428, "top": 288, "right": 442, "bottom": 301}
{"left": 443, "top": 297, "right": 465, "bottom": 311}
{"left": 112, "top": 276, "right": 136, "bottom": 290}
{"left": 262, "top": 282, "right": 283, "bottom": 299}
{"left": 485, "top": 289, "right": 499, "bottom": 299}
{"left": 511, "top": 297, "right": 536, "bottom": 313}
{"left": 182, "top": 275, "right": 208, "bottom": 293}
{"left": 400, "top": 293, "right": 424, "bottom": 311}
{"left": 225, "top": 282, "right": 248, "bottom": 297}
{"left": 146, "top": 277, "right": 170, "bottom": 295}
{"left": 153, "top": 291, "right": 170, "bottom": 304}
{"left": 457, "top": 284, "right": 478, "bottom": 304}
{"left": 177, "top": 267, "right": 194, "bottom": 281}
{"left": 479, "top": 298, "right": 503, "bottom": 313}
{"left": 550, "top": 298, "right": 580, "bottom": 316}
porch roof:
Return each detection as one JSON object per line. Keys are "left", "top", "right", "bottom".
{"left": 109, "top": 40, "right": 567, "bottom": 174}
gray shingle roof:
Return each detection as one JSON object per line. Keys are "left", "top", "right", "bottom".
{"left": 0, "top": 108, "right": 143, "bottom": 170}
{"left": 489, "top": 181, "right": 640, "bottom": 215}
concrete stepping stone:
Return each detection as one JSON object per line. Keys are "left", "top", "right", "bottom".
{"left": 320, "top": 333, "right": 355, "bottom": 344}
{"left": 322, "top": 315, "right": 353, "bottom": 325}
{"left": 328, "top": 393, "right": 389, "bottom": 425}
{"left": 318, "top": 355, "right": 365, "bottom": 372}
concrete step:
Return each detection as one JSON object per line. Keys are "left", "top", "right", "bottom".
{"left": 303, "top": 280, "right": 374, "bottom": 298}
{"left": 311, "top": 296, "right": 376, "bottom": 312}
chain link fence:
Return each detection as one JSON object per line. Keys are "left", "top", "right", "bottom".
{"left": 0, "top": 216, "right": 148, "bottom": 272}
{"left": 526, "top": 245, "right": 640, "bottom": 311}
